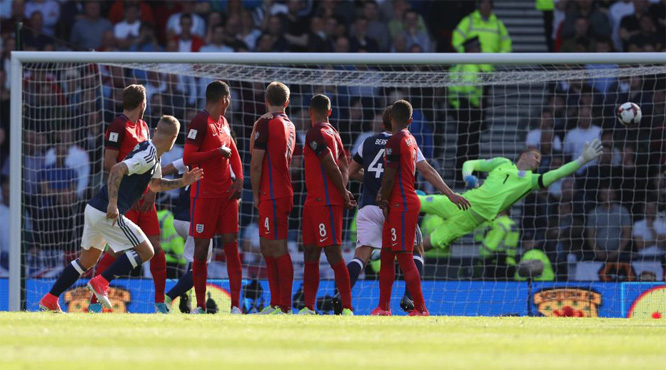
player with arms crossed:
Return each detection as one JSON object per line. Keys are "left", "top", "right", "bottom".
{"left": 184, "top": 81, "right": 244, "bottom": 314}
{"left": 420, "top": 140, "right": 603, "bottom": 250}
{"left": 347, "top": 105, "right": 470, "bottom": 313}
{"left": 372, "top": 100, "right": 434, "bottom": 316}
{"left": 301, "top": 94, "right": 356, "bottom": 315}
{"left": 250, "top": 82, "right": 296, "bottom": 314}
{"left": 89, "top": 84, "right": 169, "bottom": 313}
{"left": 39, "top": 116, "right": 203, "bottom": 312}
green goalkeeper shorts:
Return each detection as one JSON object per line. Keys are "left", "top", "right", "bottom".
{"left": 418, "top": 194, "right": 483, "bottom": 249}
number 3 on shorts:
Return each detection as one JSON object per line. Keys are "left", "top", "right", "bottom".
{"left": 391, "top": 228, "right": 397, "bottom": 241}
{"left": 319, "top": 223, "right": 327, "bottom": 237}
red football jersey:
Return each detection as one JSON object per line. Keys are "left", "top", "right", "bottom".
{"left": 254, "top": 113, "right": 296, "bottom": 201}
{"left": 184, "top": 110, "right": 242, "bottom": 199}
{"left": 104, "top": 114, "right": 150, "bottom": 161}
{"left": 385, "top": 129, "right": 420, "bottom": 211}
{"left": 303, "top": 122, "right": 345, "bottom": 206}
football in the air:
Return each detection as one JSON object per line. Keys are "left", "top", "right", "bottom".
{"left": 617, "top": 102, "right": 641, "bottom": 127}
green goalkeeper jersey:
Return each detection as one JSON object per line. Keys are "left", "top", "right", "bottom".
{"left": 462, "top": 156, "right": 582, "bottom": 221}
{"left": 462, "top": 158, "right": 541, "bottom": 221}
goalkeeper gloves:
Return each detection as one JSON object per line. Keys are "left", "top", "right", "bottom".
{"left": 464, "top": 175, "right": 479, "bottom": 189}
{"left": 578, "top": 139, "right": 603, "bottom": 165}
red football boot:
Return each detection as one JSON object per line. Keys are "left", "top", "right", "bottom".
{"left": 370, "top": 307, "right": 392, "bottom": 316}
{"left": 87, "top": 276, "right": 112, "bottom": 310}
{"left": 39, "top": 293, "right": 63, "bottom": 313}
{"left": 408, "top": 309, "right": 430, "bottom": 316}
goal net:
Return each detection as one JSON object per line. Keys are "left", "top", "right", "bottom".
{"left": 8, "top": 52, "right": 666, "bottom": 317}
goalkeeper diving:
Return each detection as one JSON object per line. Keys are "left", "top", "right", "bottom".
{"left": 420, "top": 139, "right": 603, "bottom": 250}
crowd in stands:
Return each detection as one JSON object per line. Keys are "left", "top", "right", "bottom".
{"left": 0, "top": 0, "right": 664, "bottom": 281}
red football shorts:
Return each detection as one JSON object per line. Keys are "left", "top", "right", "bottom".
{"left": 383, "top": 207, "right": 421, "bottom": 252}
{"left": 125, "top": 204, "right": 160, "bottom": 237}
{"left": 189, "top": 197, "right": 239, "bottom": 238}
{"left": 302, "top": 205, "right": 343, "bottom": 247}
{"left": 259, "top": 197, "right": 293, "bottom": 240}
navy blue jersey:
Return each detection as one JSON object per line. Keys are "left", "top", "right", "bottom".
{"left": 172, "top": 186, "right": 191, "bottom": 221}
{"left": 89, "top": 141, "right": 162, "bottom": 215}
{"left": 352, "top": 132, "right": 424, "bottom": 208}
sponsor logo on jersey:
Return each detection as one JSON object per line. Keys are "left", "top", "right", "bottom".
{"left": 374, "top": 138, "right": 388, "bottom": 145}
{"left": 64, "top": 286, "right": 131, "bottom": 313}
{"left": 533, "top": 288, "right": 601, "bottom": 317}
{"left": 405, "top": 138, "right": 415, "bottom": 146}
{"left": 196, "top": 224, "right": 204, "bottom": 233}
{"left": 109, "top": 132, "right": 119, "bottom": 142}
{"left": 188, "top": 129, "right": 198, "bottom": 139}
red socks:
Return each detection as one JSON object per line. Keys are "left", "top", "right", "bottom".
{"left": 331, "top": 260, "right": 352, "bottom": 310}
{"left": 192, "top": 259, "right": 208, "bottom": 309}
{"left": 90, "top": 253, "right": 116, "bottom": 304}
{"left": 264, "top": 256, "right": 279, "bottom": 308}
{"left": 396, "top": 254, "right": 426, "bottom": 312}
{"left": 150, "top": 248, "right": 166, "bottom": 304}
{"left": 223, "top": 241, "right": 242, "bottom": 309}
{"left": 276, "top": 253, "right": 294, "bottom": 313}
{"left": 303, "top": 261, "right": 320, "bottom": 311}
{"left": 378, "top": 249, "right": 396, "bottom": 311}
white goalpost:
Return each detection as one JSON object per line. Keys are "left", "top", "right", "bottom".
{"left": 8, "top": 51, "right": 666, "bottom": 315}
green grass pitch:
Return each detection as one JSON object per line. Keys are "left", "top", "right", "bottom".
{"left": 0, "top": 313, "right": 664, "bottom": 370}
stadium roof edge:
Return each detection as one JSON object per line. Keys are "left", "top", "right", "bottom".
{"left": 10, "top": 52, "right": 666, "bottom": 65}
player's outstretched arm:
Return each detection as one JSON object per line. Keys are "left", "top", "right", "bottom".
{"left": 462, "top": 157, "right": 511, "bottom": 188}
{"left": 416, "top": 161, "right": 471, "bottom": 210}
{"left": 320, "top": 152, "right": 356, "bottom": 209}
{"left": 250, "top": 148, "right": 265, "bottom": 209}
{"left": 149, "top": 166, "right": 204, "bottom": 192}
{"left": 538, "top": 139, "right": 603, "bottom": 189}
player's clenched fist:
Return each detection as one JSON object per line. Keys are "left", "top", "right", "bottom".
{"left": 183, "top": 166, "right": 204, "bottom": 185}
{"left": 344, "top": 190, "right": 357, "bottom": 209}
{"left": 106, "top": 203, "right": 120, "bottom": 226}
{"left": 218, "top": 145, "right": 232, "bottom": 158}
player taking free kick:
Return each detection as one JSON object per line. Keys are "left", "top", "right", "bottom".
{"left": 250, "top": 82, "right": 297, "bottom": 314}
{"left": 372, "top": 100, "right": 429, "bottom": 316}
{"left": 300, "top": 94, "right": 356, "bottom": 315}
{"left": 89, "top": 84, "right": 169, "bottom": 313}
{"left": 184, "top": 81, "right": 244, "bottom": 314}
{"left": 39, "top": 116, "right": 203, "bottom": 312}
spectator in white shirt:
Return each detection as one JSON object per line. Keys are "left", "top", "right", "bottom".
{"left": 633, "top": 200, "right": 666, "bottom": 257}
{"left": 114, "top": 3, "right": 141, "bottom": 50}
{"left": 200, "top": 24, "right": 234, "bottom": 53}
{"left": 43, "top": 131, "right": 90, "bottom": 198}
{"left": 564, "top": 105, "right": 602, "bottom": 172}
{"left": 24, "top": 0, "right": 59, "bottom": 37}
{"left": 237, "top": 10, "right": 261, "bottom": 51}
{"left": 526, "top": 109, "right": 563, "bottom": 152}
{"left": 609, "top": 0, "right": 635, "bottom": 51}
{"left": 166, "top": 1, "right": 206, "bottom": 38}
